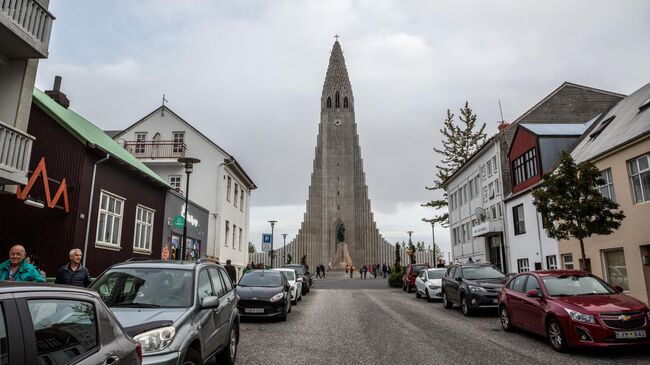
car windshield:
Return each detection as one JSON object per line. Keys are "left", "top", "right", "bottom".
{"left": 462, "top": 266, "right": 505, "bottom": 280}
{"left": 239, "top": 272, "right": 283, "bottom": 287}
{"left": 428, "top": 270, "right": 444, "bottom": 279}
{"left": 278, "top": 270, "right": 295, "bottom": 281}
{"left": 542, "top": 275, "right": 616, "bottom": 296}
{"left": 92, "top": 268, "right": 193, "bottom": 308}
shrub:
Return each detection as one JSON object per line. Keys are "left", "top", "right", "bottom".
{"left": 388, "top": 270, "right": 403, "bottom": 287}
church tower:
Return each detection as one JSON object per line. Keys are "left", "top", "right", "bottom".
{"left": 283, "top": 40, "right": 393, "bottom": 270}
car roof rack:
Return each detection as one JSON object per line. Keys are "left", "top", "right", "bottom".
{"left": 196, "top": 257, "right": 220, "bottom": 265}
{"left": 124, "top": 257, "right": 156, "bottom": 262}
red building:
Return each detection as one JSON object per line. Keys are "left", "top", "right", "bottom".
{"left": 0, "top": 82, "right": 168, "bottom": 277}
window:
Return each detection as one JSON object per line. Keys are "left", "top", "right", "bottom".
{"left": 495, "top": 179, "right": 500, "bottom": 194}
{"left": 172, "top": 131, "right": 185, "bottom": 153}
{"left": 512, "top": 148, "right": 538, "bottom": 185}
{"left": 628, "top": 154, "right": 650, "bottom": 203}
{"left": 510, "top": 275, "right": 527, "bottom": 292}
{"left": 492, "top": 156, "right": 498, "bottom": 174}
{"left": 234, "top": 184, "right": 239, "bottom": 207}
{"left": 562, "top": 254, "right": 574, "bottom": 269}
{"left": 490, "top": 205, "right": 497, "bottom": 220}
{"left": 546, "top": 255, "right": 558, "bottom": 269}
{"left": 197, "top": 269, "right": 214, "bottom": 302}
{"left": 135, "top": 132, "right": 147, "bottom": 154}
{"left": 524, "top": 275, "right": 541, "bottom": 292}
{"left": 208, "top": 268, "right": 226, "bottom": 297}
{"left": 488, "top": 182, "right": 495, "bottom": 199}
{"left": 239, "top": 227, "right": 243, "bottom": 250}
{"left": 596, "top": 168, "right": 616, "bottom": 202}
{"left": 225, "top": 221, "right": 230, "bottom": 246}
{"left": 487, "top": 160, "right": 492, "bottom": 176}
{"left": 96, "top": 191, "right": 124, "bottom": 247}
{"left": 335, "top": 91, "right": 340, "bottom": 108}
{"left": 0, "top": 304, "right": 8, "bottom": 365}
{"left": 240, "top": 190, "right": 245, "bottom": 211}
{"left": 133, "top": 205, "right": 154, "bottom": 252}
{"left": 232, "top": 224, "right": 237, "bottom": 250}
{"left": 497, "top": 203, "right": 503, "bottom": 218}
{"left": 343, "top": 97, "right": 349, "bottom": 108}
{"left": 512, "top": 204, "right": 526, "bottom": 235}
{"left": 27, "top": 299, "right": 98, "bottom": 364}
{"left": 481, "top": 165, "right": 486, "bottom": 180}
{"left": 220, "top": 268, "right": 233, "bottom": 291}
{"left": 226, "top": 176, "right": 232, "bottom": 201}
{"left": 517, "top": 258, "right": 530, "bottom": 273}
{"left": 169, "top": 175, "right": 182, "bottom": 191}
{"left": 602, "top": 249, "right": 629, "bottom": 290}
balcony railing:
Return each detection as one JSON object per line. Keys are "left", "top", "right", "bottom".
{"left": 123, "top": 140, "right": 186, "bottom": 160}
{"left": 0, "top": 119, "right": 34, "bottom": 185}
{"left": 0, "top": 0, "right": 55, "bottom": 58}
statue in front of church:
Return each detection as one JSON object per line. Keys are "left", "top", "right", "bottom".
{"left": 337, "top": 224, "right": 345, "bottom": 243}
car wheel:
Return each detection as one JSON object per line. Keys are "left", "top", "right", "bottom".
{"left": 426, "top": 289, "right": 433, "bottom": 303}
{"left": 547, "top": 318, "right": 567, "bottom": 352}
{"left": 499, "top": 305, "right": 514, "bottom": 332}
{"left": 461, "top": 295, "right": 473, "bottom": 316}
{"left": 215, "top": 324, "right": 238, "bottom": 365}
{"left": 442, "top": 292, "right": 453, "bottom": 309}
{"left": 182, "top": 348, "right": 202, "bottom": 365}
{"left": 416, "top": 289, "right": 421, "bottom": 298}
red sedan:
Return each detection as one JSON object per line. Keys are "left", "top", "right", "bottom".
{"left": 498, "top": 270, "right": 650, "bottom": 352}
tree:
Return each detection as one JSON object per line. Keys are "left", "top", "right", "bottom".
{"left": 286, "top": 253, "right": 292, "bottom": 264}
{"left": 532, "top": 152, "right": 625, "bottom": 271}
{"left": 248, "top": 242, "right": 256, "bottom": 254}
{"left": 393, "top": 243, "right": 401, "bottom": 272}
{"left": 423, "top": 102, "right": 486, "bottom": 227}
{"left": 408, "top": 241, "right": 417, "bottom": 265}
{"left": 416, "top": 242, "right": 425, "bottom": 252}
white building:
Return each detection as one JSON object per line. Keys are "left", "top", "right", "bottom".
{"left": 112, "top": 106, "right": 256, "bottom": 277}
{"left": 443, "top": 135, "right": 507, "bottom": 272}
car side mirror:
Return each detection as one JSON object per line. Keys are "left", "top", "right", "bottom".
{"left": 455, "top": 277, "right": 462, "bottom": 282}
{"left": 526, "top": 289, "right": 542, "bottom": 298}
{"left": 613, "top": 285, "right": 624, "bottom": 293}
{"left": 201, "top": 296, "right": 220, "bottom": 309}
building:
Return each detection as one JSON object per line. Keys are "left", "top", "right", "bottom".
{"left": 443, "top": 135, "right": 508, "bottom": 272}
{"left": 112, "top": 106, "right": 256, "bottom": 278}
{"left": 0, "top": 0, "right": 55, "bottom": 187}
{"left": 559, "top": 82, "right": 650, "bottom": 304}
{"left": 0, "top": 82, "right": 168, "bottom": 276}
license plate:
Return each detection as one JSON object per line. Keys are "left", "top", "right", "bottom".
{"left": 615, "top": 330, "right": 646, "bottom": 339}
{"left": 245, "top": 308, "right": 264, "bottom": 313}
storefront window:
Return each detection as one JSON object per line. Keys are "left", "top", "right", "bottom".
{"left": 602, "top": 249, "right": 629, "bottom": 290}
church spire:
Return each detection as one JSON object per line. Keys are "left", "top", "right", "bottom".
{"left": 322, "top": 39, "right": 353, "bottom": 110}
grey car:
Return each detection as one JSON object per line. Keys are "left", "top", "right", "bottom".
{"left": 91, "top": 260, "right": 239, "bottom": 365}
{"left": 0, "top": 281, "right": 141, "bottom": 365}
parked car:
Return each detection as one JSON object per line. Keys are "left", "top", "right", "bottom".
{"left": 236, "top": 270, "right": 292, "bottom": 321}
{"left": 498, "top": 270, "right": 650, "bottom": 352}
{"left": 0, "top": 281, "right": 142, "bottom": 365}
{"left": 415, "top": 268, "right": 446, "bottom": 302}
{"left": 272, "top": 268, "right": 302, "bottom": 304}
{"left": 442, "top": 263, "right": 506, "bottom": 316}
{"left": 282, "top": 264, "right": 311, "bottom": 295}
{"left": 91, "top": 260, "right": 239, "bottom": 365}
{"left": 402, "top": 263, "right": 430, "bottom": 293}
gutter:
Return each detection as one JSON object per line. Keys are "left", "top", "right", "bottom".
{"left": 83, "top": 154, "right": 110, "bottom": 266}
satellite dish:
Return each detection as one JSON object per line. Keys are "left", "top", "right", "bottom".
{"left": 475, "top": 207, "right": 486, "bottom": 222}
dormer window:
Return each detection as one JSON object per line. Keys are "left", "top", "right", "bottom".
{"left": 589, "top": 115, "right": 615, "bottom": 140}
{"left": 639, "top": 97, "right": 650, "bottom": 112}
{"left": 327, "top": 97, "right": 332, "bottom": 108}
{"left": 335, "top": 91, "right": 340, "bottom": 108}
{"left": 343, "top": 97, "right": 349, "bottom": 108}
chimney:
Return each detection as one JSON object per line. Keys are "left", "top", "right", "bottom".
{"left": 498, "top": 121, "right": 510, "bottom": 133}
{"left": 45, "top": 75, "right": 70, "bottom": 108}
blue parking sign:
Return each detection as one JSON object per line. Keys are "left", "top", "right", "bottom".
{"left": 262, "top": 233, "right": 272, "bottom": 251}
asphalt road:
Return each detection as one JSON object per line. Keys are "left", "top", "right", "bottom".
{"left": 237, "top": 273, "right": 650, "bottom": 365}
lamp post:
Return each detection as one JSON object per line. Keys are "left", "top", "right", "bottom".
{"left": 430, "top": 221, "right": 437, "bottom": 268}
{"left": 178, "top": 157, "right": 200, "bottom": 262}
{"left": 268, "top": 220, "right": 277, "bottom": 268}
{"left": 282, "top": 233, "right": 288, "bottom": 265}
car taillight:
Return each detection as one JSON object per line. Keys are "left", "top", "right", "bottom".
{"left": 135, "top": 342, "right": 143, "bottom": 364}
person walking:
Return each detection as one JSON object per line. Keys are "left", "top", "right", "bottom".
{"left": 321, "top": 264, "right": 326, "bottom": 279}
{"left": 345, "top": 265, "right": 349, "bottom": 277}
{"left": 382, "top": 263, "right": 388, "bottom": 278}
{"left": 55, "top": 248, "right": 91, "bottom": 287}
{"left": 350, "top": 266, "right": 354, "bottom": 278}
{"left": 224, "top": 259, "right": 237, "bottom": 283}
{"left": 373, "top": 264, "right": 377, "bottom": 279}
{"left": 316, "top": 265, "right": 321, "bottom": 279}
{"left": 0, "top": 245, "right": 45, "bottom": 282}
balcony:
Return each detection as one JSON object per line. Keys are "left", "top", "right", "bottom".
{"left": 0, "top": 119, "right": 34, "bottom": 185}
{"left": 0, "top": 0, "right": 55, "bottom": 59}
{"left": 123, "top": 140, "right": 186, "bottom": 163}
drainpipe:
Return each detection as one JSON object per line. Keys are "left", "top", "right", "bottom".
{"left": 83, "top": 154, "right": 110, "bottom": 266}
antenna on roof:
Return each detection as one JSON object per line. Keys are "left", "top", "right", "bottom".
{"left": 498, "top": 99, "right": 505, "bottom": 123}
{"left": 162, "top": 94, "right": 168, "bottom": 116}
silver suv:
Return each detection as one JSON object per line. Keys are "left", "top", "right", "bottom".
{"left": 91, "top": 260, "right": 239, "bottom": 365}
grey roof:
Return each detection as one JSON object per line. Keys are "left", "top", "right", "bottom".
{"left": 571, "top": 82, "right": 650, "bottom": 163}
{"left": 104, "top": 130, "right": 122, "bottom": 138}
{"left": 520, "top": 117, "right": 597, "bottom": 136}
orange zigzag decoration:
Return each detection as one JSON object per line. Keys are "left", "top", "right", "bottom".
{"left": 16, "top": 157, "right": 70, "bottom": 213}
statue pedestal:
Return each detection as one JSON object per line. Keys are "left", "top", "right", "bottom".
{"left": 329, "top": 242, "right": 353, "bottom": 271}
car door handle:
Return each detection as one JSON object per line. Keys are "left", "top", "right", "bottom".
{"left": 104, "top": 355, "right": 120, "bottom": 365}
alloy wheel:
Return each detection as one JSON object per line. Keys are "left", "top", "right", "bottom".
{"left": 461, "top": 296, "right": 471, "bottom": 316}
{"left": 229, "top": 327, "right": 237, "bottom": 361}
{"left": 548, "top": 320, "right": 566, "bottom": 352}
{"left": 500, "top": 306, "right": 512, "bottom": 331}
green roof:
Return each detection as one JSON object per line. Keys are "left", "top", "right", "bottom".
{"left": 32, "top": 88, "right": 168, "bottom": 187}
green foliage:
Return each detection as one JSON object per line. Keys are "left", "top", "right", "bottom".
{"left": 393, "top": 243, "right": 401, "bottom": 272}
{"left": 388, "top": 270, "right": 403, "bottom": 287}
{"left": 532, "top": 152, "right": 625, "bottom": 270}
{"left": 248, "top": 242, "right": 256, "bottom": 254}
{"left": 408, "top": 242, "right": 417, "bottom": 265}
{"left": 423, "top": 102, "right": 487, "bottom": 227}
{"left": 416, "top": 242, "right": 425, "bottom": 252}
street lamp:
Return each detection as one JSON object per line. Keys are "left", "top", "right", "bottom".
{"left": 407, "top": 230, "right": 414, "bottom": 244}
{"left": 430, "top": 221, "right": 437, "bottom": 268}
{"left": 178, "top": 157, "right": 200, "bottom": 262}
{"left": 268, "top": 220, "right": 277, "bottom": 268}
{"left": 282, "top": 233, "right": 288, "bottom": 265}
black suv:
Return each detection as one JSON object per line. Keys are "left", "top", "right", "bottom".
{"left": 281, "top": 264, "right": 312, "bottom": 295}
{"left": 91, "top": 259, "right": 239, "bottom": 365}
{"left": 441, "top": 263, "right": 507, "bottom": 316}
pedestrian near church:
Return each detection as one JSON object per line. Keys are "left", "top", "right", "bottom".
{"left": 224, "top": 259, "right": 237, "bottom": 283}
{"left": 382, "top": 263, "right": 388, "bottom": 278}
{"left": 0, "top": 245, "right": 45, "bottom": 282}
{"left": 55, "top": 248, "right": 91, "bottom": 287}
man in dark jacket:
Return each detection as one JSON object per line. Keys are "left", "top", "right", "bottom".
{"left": 55, "top": 248, "right": 91, "bottom": 287}
{"left": 224, "top": 259, "right": 237, "bottom": 283}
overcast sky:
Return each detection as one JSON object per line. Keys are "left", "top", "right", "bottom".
{"left": 36, "top": 0, "right": 650, "bottom": 259}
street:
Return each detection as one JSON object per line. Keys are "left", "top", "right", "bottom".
{"left": 238, "top": 274, "right": 650, "bottom": 365}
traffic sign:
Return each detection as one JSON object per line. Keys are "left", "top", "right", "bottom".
{"left": 172, "top": 215, "right": 185, "bottom": 229}
{"left": 262, "top": 233, "right": 272, "bottom": 251}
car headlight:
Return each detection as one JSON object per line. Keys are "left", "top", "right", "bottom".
{"left": 134, "top": 326, "right": 176, "bottom": 353}
{"left": 564, "top": 308, "right": 596, "bottom": 324}
{"left": 468, "top": 285, "right": 486, "bottom": 293}
{"left": 270, "top": 293, "right": 285, "bottom": 302}
{"left": 428, "top": 285, "right": 440, "bottom": 290}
